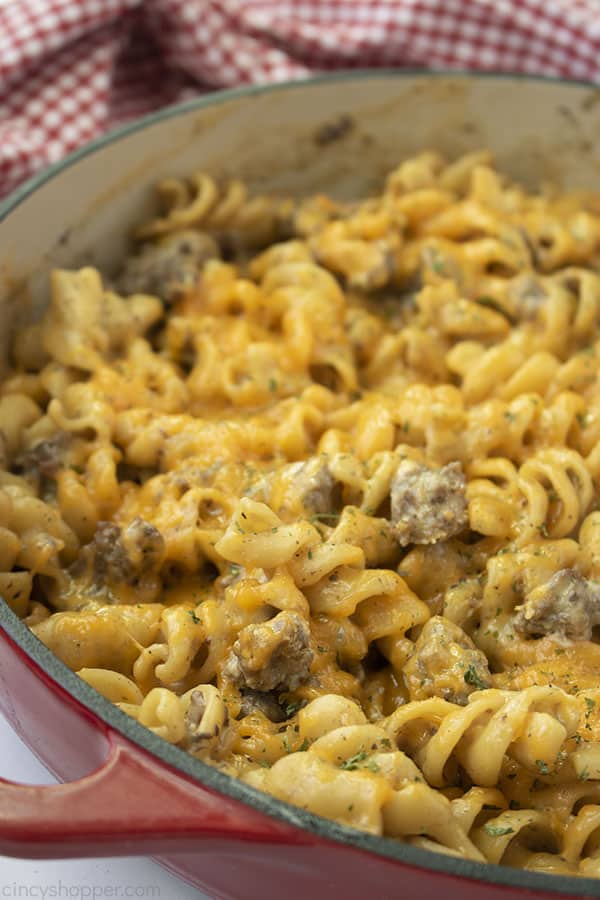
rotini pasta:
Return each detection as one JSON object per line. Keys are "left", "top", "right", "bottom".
{"left": 6, "top": 150, "right": 600, "bottom": 876}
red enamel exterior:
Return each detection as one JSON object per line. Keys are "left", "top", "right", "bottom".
{"left": 0, "top": 626, "right": 587, "bottom": 900}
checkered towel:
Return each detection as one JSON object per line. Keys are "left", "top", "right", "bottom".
{"left": 1, "top": 0, "right": 599, "bottom": 198}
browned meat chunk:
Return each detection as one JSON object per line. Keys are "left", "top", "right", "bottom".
{"left": 238, "top": 689, "right": 286, "bottom": 723}
{"left": 120, "top": 517, "right": 165, "bottom": 574}
{"left": 295, "top": 459, "right": 336, "bottom": 515}
{"left": 91, "top": 522, "right": 130, "bottom": 583}
{"left": 391, "top": 459, "right": 468, "bottom": 546}
{"left": 403, "top": 615, "right": 491, "bottom": 704}
{"left": 271, "top": 458, "right": 339, "bottom": 519}
{"left": 17, "top": 432, "right": 70, "bottom": 478}
{"left": 514, "top": 569, "right": 600, "bottom": 641}
{"left": 116, "top": 230, "right": 219, "bottom": 303}
{"left": 223, "top": 610, "right": 313, "bottom": 692}
{"left": 74, "top": 517, "right": 165, "bottom": 587}
{"left": 509, "top": 273, "right": 547, "bottom": 320}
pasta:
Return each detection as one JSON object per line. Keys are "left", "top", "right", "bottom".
{"left": 6, "top": 151, "right": 600, "bottom": 875}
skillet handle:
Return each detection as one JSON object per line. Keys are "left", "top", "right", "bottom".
{"left": 0, "top": 732, "right": 298, "bottom": 858}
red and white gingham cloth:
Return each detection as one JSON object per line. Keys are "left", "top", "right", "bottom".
{"left": 1, "top": 0, "right": 599, "bottom": 199}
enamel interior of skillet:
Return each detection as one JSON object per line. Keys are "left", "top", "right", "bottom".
{"left": 2, "top": 71, "right": 600, "bottom": 897}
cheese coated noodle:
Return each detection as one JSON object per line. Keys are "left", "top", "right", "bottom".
{"left": 5, "top": 150, "right": 600, "bottom": 875}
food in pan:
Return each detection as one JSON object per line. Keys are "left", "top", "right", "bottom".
{"left": 3, "top": 149, "right": 600, "bottom": 875}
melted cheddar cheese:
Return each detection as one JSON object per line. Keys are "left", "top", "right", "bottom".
{"left": 3, "top": 150, "right": 600, "bottom": 875}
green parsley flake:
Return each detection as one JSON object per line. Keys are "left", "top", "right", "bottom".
{"left": 339, "top": 751, "right": 369, "bottom": 770}
{"left": 464, "top": 664, "right": 488, "bottom": 691}
{"left": 483, "top": 823, "right": 515, "bottom": 837}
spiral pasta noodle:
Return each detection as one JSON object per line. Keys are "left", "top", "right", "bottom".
{"left": 6, "top": 149, "right": 600, "bottom": 877}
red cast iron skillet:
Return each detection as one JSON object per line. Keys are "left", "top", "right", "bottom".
{"left": 1, "top": 71, "right": 600, "bottom": 900}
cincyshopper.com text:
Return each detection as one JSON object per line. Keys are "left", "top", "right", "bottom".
{"left": 1, "top": 883, "right": 161, "bottom": 899}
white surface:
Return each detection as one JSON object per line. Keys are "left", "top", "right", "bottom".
{"left": 0, "top": 712, "right": 211, "bottom": 899}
